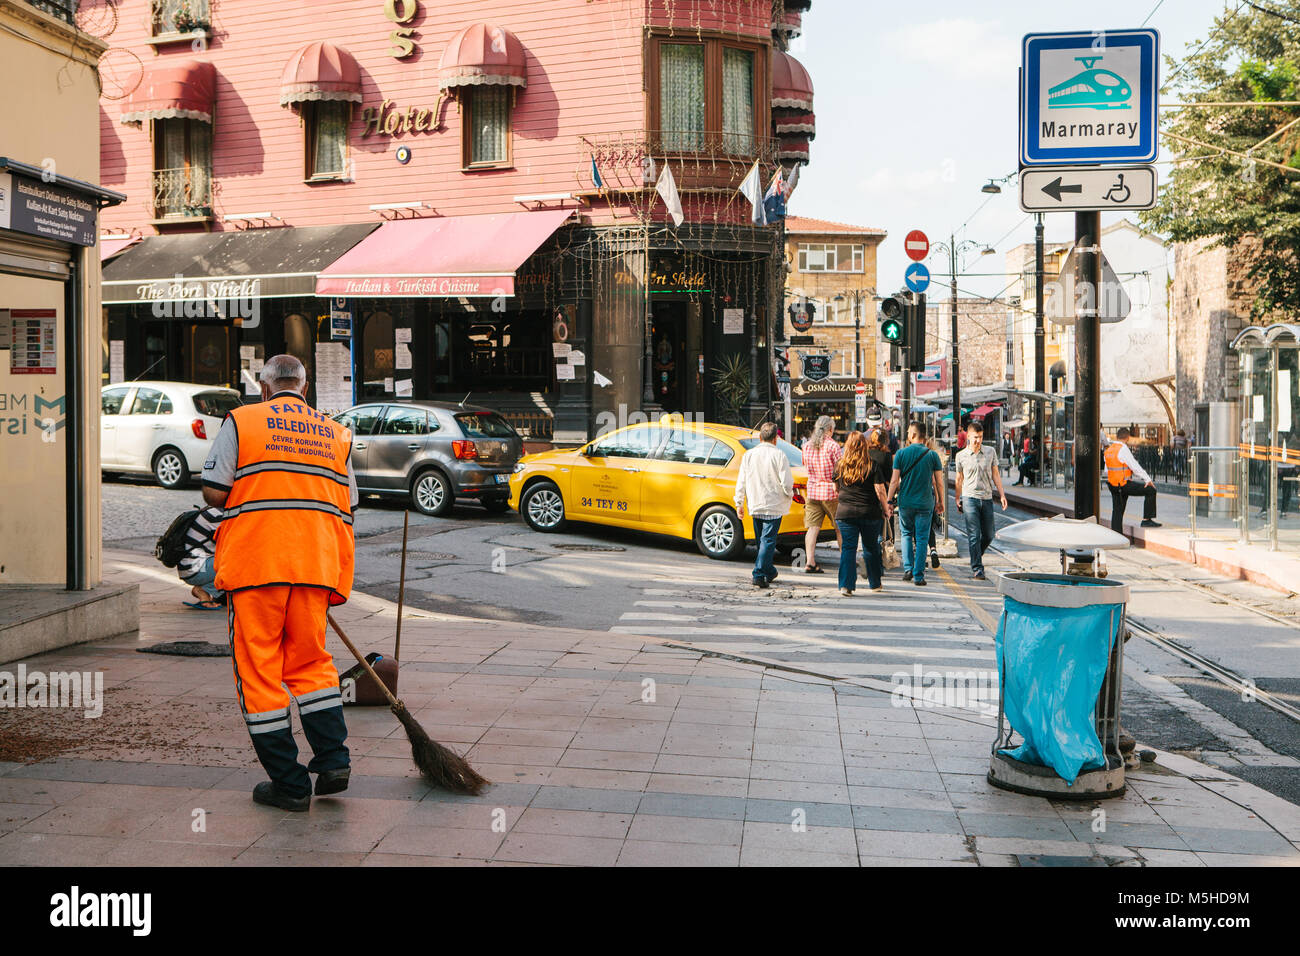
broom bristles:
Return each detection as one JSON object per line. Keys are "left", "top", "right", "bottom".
{"left": 392, "top": 702, "right": 489, "bottom": 795}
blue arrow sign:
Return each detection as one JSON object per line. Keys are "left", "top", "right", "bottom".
{"left": 904, "top": 262, "right": 930, "bottom": 294}
{"left": 1021, "top": 29, "right": 1159, "bottom": 166}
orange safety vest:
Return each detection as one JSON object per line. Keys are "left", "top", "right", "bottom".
{"left": 1104, "top": 441, "right": 1132, "bottom": 488}
{"left": 214, "top": 393, "right": 355, "bottom": 604}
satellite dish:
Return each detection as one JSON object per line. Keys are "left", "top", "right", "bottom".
{"left": 995, "top": 516, "right": 1130, "bottom": 551}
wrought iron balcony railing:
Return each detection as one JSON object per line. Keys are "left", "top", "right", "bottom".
{"left": 152, "top": 166, "right": 212, "bottom": 219}
{"left": 27, "top": 0, "right": 77, "bottom": 25}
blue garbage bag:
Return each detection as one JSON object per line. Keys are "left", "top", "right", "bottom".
{"left": 994, "top": 595, "right": 1120, "bottom": 785}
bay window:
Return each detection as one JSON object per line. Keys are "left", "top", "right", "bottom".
{"left": 652, "top": 34, "right": 766, "bottom": 157}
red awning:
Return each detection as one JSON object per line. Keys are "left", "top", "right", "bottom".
{"left": 773, "top": 109, "right": 815, "bottom": 138}
{"left": 438, "top": 23, "right": 528, "bottom": 90}
{"left": 120, "top": 59, "right": 216, "bottom": 124}
{"left": 279, "top": 41, "right": 363, "bottom": 106}
{"left": 776, "top": 135, "right": 811, "bottom": 164}
{"left": 100, "top": 235, "right": 140, "bottom": 261}
{"left": 773, "top": 10, "right": 802, "bottom": 37}
{"left": 771, "top": 50, "right": 813, "bottom": 113}
{"left": 315, "top": 209, "right": 571, "bottom": 298}
{"left": 972, "top": 404, "right": 1003, "bottom": 417}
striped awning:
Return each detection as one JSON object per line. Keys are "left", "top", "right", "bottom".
{"left": 120, "top": 59, "right": 216, "bottom": 124}
{"left": 279, "top": 41, "right": 363, "bottom": 106}
{"left": 438, "top": 23, "right": 528, "bottom": 90}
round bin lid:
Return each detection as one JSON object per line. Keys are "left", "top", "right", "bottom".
{"left": 995, "top": 516, "right": 1130, "bottom": 552}
{"left": 998, "top": 571, "right": 1129, "bottom": 607}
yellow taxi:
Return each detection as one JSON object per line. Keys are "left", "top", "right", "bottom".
{"left": 508, "top": 419, "right": 827, "bottom": 559}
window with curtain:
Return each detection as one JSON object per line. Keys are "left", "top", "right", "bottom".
{"left": 466, "top": 86, "right": 510, "bottom": 166}
{"left": 722, "top": 48, "right": 754, "bottom": 155}
{"left": 307, "top": 101, "right": 349, "bottom": 179}
{"left": 153, "top": 118, "right": 212, "bottom": 217}
{"left": 660, "top": 43, "right": 705, "bottom": 152}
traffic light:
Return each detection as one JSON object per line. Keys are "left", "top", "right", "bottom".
{"left": 879, "top": 295, "right": 907, "bottom": 348}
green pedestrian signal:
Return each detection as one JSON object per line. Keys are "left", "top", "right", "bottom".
{"left": 880, "top": 317, "right": 904, "bottom": 342}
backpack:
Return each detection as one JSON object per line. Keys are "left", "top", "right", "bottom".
{"left": 156, "top": 507, "right": 202, "bottom": 568}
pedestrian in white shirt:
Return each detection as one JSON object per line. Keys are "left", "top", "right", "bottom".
{"left": 734, "top": 422, "right": 794, "bottom": 588}
{"left": 1105, "top": 428, "right": 1161, "bottom": 533}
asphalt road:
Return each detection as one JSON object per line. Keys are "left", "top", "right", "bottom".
{"left": 102, "top": 471, "right": 1300, "bottom": 804}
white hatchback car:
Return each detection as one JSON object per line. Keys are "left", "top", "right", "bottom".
{"left": 100, "top": 381, "right": 244, "bottom": 488}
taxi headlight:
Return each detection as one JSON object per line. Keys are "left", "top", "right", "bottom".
{"left": 512, "top": 463, "right": 526, "bottom": 474}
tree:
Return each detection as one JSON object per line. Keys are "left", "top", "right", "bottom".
{"left": 1142, "top": 1, "right": 1300, "bottom": 316}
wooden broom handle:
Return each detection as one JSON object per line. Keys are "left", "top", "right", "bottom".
{"left": 395, "top": 509, "right": 409, "bottom": 661}
{"left": 327, "top": 612, "right": 401, "bottom": 711}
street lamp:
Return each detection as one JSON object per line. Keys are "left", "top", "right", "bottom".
{"left": 929, "top": 237, "right": 995, "bottom": 440}
{"left": 832, "top": 290, "right": 864, "bottom": 380}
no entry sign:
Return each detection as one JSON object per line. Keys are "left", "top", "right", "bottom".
{"left": 904, "top": 230, "right": 929, "bottom": 261}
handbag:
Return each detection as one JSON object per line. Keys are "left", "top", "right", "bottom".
{"left": 882, "top": 512, "right": 901, "bottom": 569}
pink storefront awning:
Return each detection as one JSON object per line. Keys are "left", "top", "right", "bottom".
{"left": 100, "top": 235, "right": 140, "bottom": 261}
{"left": 315, "top": 209, "right": 572, "bottom": 298}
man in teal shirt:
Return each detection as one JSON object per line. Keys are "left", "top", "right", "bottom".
{"left": 887, "top": 421, "right": 946, "bottom": 586}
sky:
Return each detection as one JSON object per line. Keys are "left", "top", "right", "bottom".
{"left": 789, "top": 0, "right": 1235, "bottom": 300}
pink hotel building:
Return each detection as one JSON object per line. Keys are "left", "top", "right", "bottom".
{"left": 98, "top": 0, "right": 816, "bottom": 439}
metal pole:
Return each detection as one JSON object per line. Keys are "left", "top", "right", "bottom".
{"left": 65, "top": 251, "right": 84, "bottom": 591}
{"left": 1034, "top": 214, "right": 1046, "bottom": 488}
{"left": 1074, "top": 211, "right": 1102, "bottom": 521}
{"left": 950, "top": 236, "right": 960, "bottom": 443}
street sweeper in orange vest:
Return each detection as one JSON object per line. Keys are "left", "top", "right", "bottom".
{"left": 202, "top": 353, "right": 358, "bottom": 812}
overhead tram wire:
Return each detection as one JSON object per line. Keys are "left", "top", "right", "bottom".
{"left": 1141, "top": 0, "right": 1167, "bottom": 27}
{"left": 1162, "top": 0, "right": 1246, "bottom": 91}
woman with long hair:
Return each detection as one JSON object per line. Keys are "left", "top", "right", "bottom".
{"left": 834, "top": 431, "right": 891, "bottom": 595}
{"left": 867, "top": 427, "right": 896, "bottom": 553}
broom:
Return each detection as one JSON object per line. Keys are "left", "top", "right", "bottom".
{"left": 327, "top": 611, "right": 489, "bottom": 795}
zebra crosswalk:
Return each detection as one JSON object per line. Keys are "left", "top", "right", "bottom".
{"left": 608, "top": 549, "right": 1012, "bottom": 683}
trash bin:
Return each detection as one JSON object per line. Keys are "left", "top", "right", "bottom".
{"left": 989, "top": 517, "right": 1132, "bottom": 799}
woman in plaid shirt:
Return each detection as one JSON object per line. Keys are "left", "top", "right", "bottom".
{"left": 801, "top": 415, "right": 843, "bottom": 573}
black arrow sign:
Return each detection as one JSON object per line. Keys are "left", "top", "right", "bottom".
{"left": 1041, "top": 177, "right": 1084, "bottom": 202}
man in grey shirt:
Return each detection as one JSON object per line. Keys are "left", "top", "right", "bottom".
{"left": 954, "top": 421, "right": 1007, "bottom": 580}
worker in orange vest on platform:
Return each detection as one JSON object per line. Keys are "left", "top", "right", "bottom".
{"left": 202, "top": 354, "right": 357, "bottom": 812}
{"left": 1105, "top": 427, "right": 1161, "bottom": 535}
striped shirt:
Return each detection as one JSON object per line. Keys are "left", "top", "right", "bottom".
{"left": 802, "top": 439, "right": 841, "bottom": 501}
{"left": 178, "top": 506, "right": 224, "bottom": 580}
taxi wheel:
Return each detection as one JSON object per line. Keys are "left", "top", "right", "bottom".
{"left": 521, "top": 481, "right": 567, "bottom": 532}
{"left": 694, "top": 505, "right": 745, "bottom": 560}
{"left": 411, "top": 468, "right": 454, "bottom": 517}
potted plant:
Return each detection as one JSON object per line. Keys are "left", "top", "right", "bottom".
{"left": 711, "top": 352, "right": 752, "bottom": 426}
{"left": 171, "top": 1, "right": 205, "bottom": 33}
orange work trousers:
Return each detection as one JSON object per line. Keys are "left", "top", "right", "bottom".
{"left": 227, "top": 585, "right": 348, "bottom": 794}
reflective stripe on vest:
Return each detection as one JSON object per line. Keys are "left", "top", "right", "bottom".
{"left": 214, "top": 397, "right": 355, "bottom": 602}
{"left": 1104, "top": 442, "right": 1132, "bottom": 487}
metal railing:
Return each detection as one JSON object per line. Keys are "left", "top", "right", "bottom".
{"left": 584, "top": 130, "right": 779, "bottom": 181}
{"left": 503, "top": 410, "right": 554, "bottom": 442}
{"left": 152, "top": 166, "right": 212, "bottom": 219}
{"left": 1132, "top": 443, "right": 1189, "bottom": 486}
{"left": 27, "top": 0, "right": 76, "bottom": 24}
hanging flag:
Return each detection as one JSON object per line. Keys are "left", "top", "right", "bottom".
{"left": 782, "top": 163, "right": 800, "bottom": 202}
{"left": 763, "top": 167, "right": 786, "bottom": 223}
{"left": 738, "top": 161, "right": 767, "bottom": 226}
{"left": 590, "top": 156, "right": 603, "bottom": 189}
{"left": 656, "top": 164, "right": 684, "bottom": 227}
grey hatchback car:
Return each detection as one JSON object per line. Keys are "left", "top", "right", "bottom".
{"left": 332, "top": 401, "right": 523, "bottom": 516}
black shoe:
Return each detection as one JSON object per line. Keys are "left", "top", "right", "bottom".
{"left": 253, "top": 781, "right": 310, "bottom": 812}
{"left": 972, "top": 570, "right": 986, "bottom": 580}
{"left": 930, "top": 551, "right": 940, "bottom": 569}
{"left": 1140, "top": 520, "right": 1161, "bottom": 528}
{"left": 902, "top": 571, "right": 913, "bottom": 582}
{"left": 768, "top": 570, "right": 778, "bottom": 583}
{"left": 753, "top": 578, "right": 769, "bottom": 589}
{"left": 314, "top": 767, "right": 351, "bottom": 796}
{"left": 914, "top": 578, "right": 928, "bottom": 587}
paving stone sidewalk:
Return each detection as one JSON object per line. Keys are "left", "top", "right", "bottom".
{"left": 2, "top": 550, "right": 1298, "bottom": 867}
